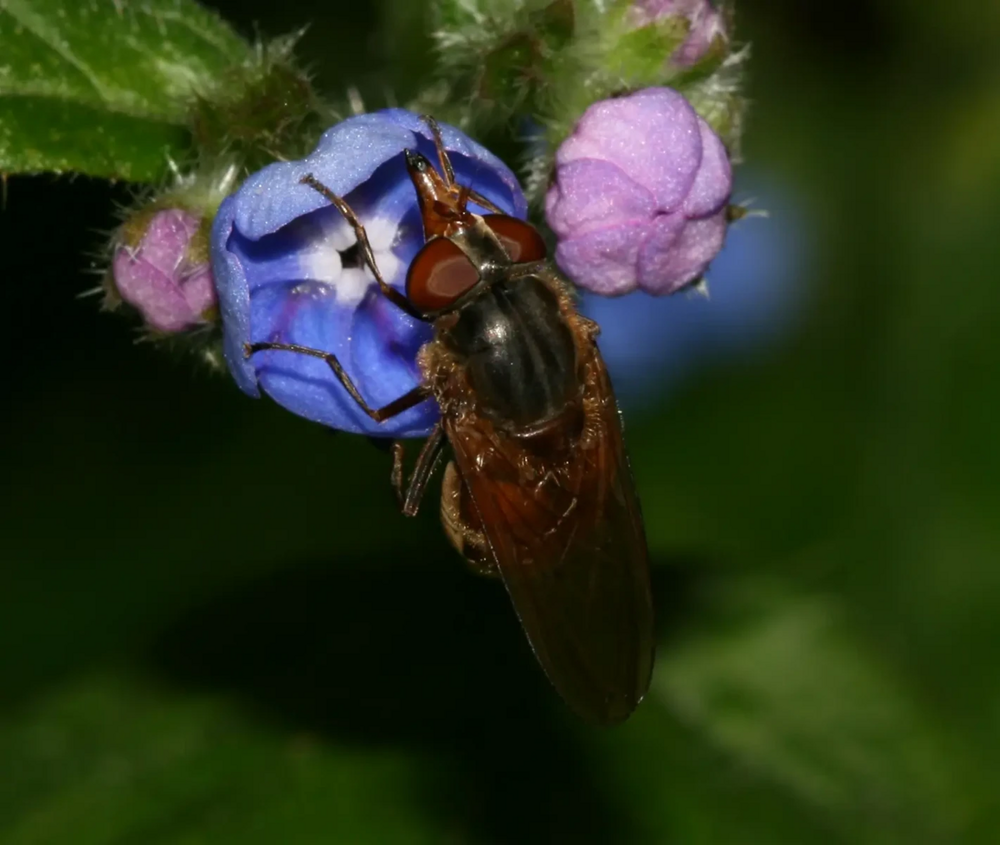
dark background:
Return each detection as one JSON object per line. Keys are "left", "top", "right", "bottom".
{"left": 3, "top": 1, "right": 1000, "bottom": 842}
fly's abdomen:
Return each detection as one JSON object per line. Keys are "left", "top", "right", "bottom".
{"left": 444, "top": 277, "right": 579, "bottom": 430}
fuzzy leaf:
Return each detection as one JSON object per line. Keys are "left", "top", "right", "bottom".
{"left": 0, "top": 0, "right": 249, "bottom": 180}
{"left": 650, "top": 579, "right": 970, "bottom": 843}
{"left": 604, "top": 17, "right": 689, "bottom": 81}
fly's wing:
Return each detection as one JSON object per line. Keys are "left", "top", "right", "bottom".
{"left": 446, "top": 360, "right": 654, "bottom": 725}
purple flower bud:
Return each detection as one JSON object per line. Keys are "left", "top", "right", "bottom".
{"left": 628, "top": 0, "right": 727, "bottom": 67}
{"left": 582, "top": 174, "right": 808, "bottom": 410}
{"left": 111, "top": 209, "right": 215, "bottom": 333}
{"left": 211, "top": 109, "right": 527, "bottom": 438}
{"left": 545, "top": 87, "right": 732, "bottom": 296}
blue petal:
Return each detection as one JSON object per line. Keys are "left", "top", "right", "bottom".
{"left": 232, "top": 111, "right": 525, "bottom": 241}
{"left": 211, "top": 195, "right": 257, "bottom": 395}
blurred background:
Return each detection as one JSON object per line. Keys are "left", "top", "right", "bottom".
{"left": 3, "top": 0, "right": 999, "bottom": 841}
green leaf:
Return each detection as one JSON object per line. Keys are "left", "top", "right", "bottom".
{"left": 0, "top": 674, "right": 449, "bottom": 844}
{"left": 0, "top": 0, "right": 250, "bottom": 181}
{"left": 650, "top": 579, "right": 971, "bottom": 843}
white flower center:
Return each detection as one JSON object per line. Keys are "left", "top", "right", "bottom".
{"left": 300, "top": 215, "right": 402, "bottom": 307}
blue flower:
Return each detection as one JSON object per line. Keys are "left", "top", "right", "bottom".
{"left": 210, "top": 109, "right": 528, "bottom": 437}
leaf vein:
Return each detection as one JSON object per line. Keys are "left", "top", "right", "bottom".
{"left": 0, "top": 3, "right": 112, "bottom": 104}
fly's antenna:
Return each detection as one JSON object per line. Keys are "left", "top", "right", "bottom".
{"left": 421, "top": 115, "right": 455, "bottom": 187}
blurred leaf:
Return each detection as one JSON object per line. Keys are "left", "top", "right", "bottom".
{"left": 938, "top": 86, "right": 1000, "bottom": 202}
{"left": 0, "top": 674, "right": 448, "bottom": 844}
{"left": 0, "top": 0, "right": 249, "bottom": 180}
{"left": 651, "top": 577, "right": 970, "bottom": 843}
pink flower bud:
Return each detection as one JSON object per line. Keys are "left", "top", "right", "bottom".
{"left": 111, "top": 209, "right": 216, "bottom": 334}
{"left": 546, "top": 87, "right": 732, "bottom": 296}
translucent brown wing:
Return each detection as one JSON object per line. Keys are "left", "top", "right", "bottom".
{"left": 445, "top": 353, "right": 654, "bottom": 725}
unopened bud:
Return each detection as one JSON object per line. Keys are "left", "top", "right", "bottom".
{"left": 109, "top": 208, "right": 215, "bottom": 334}
{"left": 628, "top": 0, "right": 727, "bottom": 68}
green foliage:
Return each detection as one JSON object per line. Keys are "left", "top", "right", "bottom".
{"left": 605, "top": 16, "right": 690, "bottom": 80}
{"left": 188, "top": 33, "right": 338, "bottom": 175}
{"left": 655, "top": 582, "right": 967, "bottom": 841}
{"left": 0, "top": 0, "right": 249, "bottom": 180}
{"left": 0, "top": 97, "right": 189, "bottom": 183}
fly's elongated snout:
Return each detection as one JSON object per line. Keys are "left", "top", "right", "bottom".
{"left": 404, "top": 148, "right": 429, "bottom": 172}
{"left": 404, "top": 148, "right": 466, "bottom": 241}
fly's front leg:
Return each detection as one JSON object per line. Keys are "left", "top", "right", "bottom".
{"left": 420, "top": 116, "right": 456, "bottom": 186}
{"left": 419, "top": 115, "right": 504, "bottom": 214}
{"left": 298, "top": 174, "right": 428, "bottom": 322}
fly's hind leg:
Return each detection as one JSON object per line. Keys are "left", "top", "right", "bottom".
{"left": 440, "top": 461, "right": 498, "bottom": 578}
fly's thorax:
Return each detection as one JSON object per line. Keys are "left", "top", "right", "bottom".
{"left": 447, "top": 215, "right": 511, "bottom": 274}
{"left": 433, "top": 214, "right": 524, "bottom": 300}
{"left": 439, "top": 275, "right": 580, "bottom": 431}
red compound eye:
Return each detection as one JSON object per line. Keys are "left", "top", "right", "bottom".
{"left": 406, "top": 236, "right": 480, "bottom": 312}
{"left": 483, "top": 214, "right": 547, "bottom": 264}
